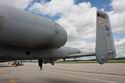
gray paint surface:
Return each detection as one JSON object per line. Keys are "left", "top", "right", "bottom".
{"left": 96, "top": 10, "right": 116, "bottom": 64}
{"left": 0, "top": 5, "right": 67, "bottom": 48}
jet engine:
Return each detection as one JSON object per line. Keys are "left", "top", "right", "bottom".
{"left": 0, "top": 5, "right": 67, "bottom": 49}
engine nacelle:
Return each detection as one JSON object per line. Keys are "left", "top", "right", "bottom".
{"left": 0, "top": 5, "right": 67, "bottom": 49}
{"left": 50, "top": 23, "right": 67, "bottom": 48}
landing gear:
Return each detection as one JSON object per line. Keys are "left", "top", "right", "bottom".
{"left": 63, "top": 58, "right": 66, "bottom": 61}
{"left": 38, "top": 59, "right": 56, "bottom": 70}
{"left": 11, "top": 61, "right": 23, "bottom": 66}
{"left": 50, "top": 61, "right": 54, "bottom": 65}
{"left": 38, "top": 59, "right": 43, "bottom": 70}
{"left": 11, "top": 61, "right": 17, "bottom": 66}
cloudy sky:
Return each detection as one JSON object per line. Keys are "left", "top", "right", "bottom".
{"left": 0, "top": 0, "right": 125, "bottom": 58}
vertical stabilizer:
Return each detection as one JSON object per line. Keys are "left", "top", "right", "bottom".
{"left": 96, "top": 10, "right": 116, "bottom": 64}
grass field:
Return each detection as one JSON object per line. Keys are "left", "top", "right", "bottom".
{"left": 56, "top": 60, "right": 125, "bottom": 64}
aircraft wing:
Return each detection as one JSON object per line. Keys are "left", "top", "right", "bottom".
{"left": 61, "top": 52, "right": 95, "bottom": 59}
{"left": 0, "top": 60, "right": 11, "bottom": 62}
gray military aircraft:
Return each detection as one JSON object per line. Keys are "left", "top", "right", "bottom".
{"left": 0, "top": 5, "right": 116, "bottom": 70}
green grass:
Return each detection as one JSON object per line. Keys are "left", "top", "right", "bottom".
{"left": 56, "top": 60, "right": 125, "bottom": 64}
{"left": 108, "top": 60, "right": 125, "bottom": 63}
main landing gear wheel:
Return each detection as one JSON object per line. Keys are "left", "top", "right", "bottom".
{"left": 38, "top": 59, "right": 43, "bottom": 70}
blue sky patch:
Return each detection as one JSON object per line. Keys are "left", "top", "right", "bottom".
{"left": 25, "top": 0, "right": 61, "bottom": 20}
{"left": 75, "top": 0, "right": 112, "bottom": 11}
{"left": 43, "top": 14, "right": 61, "bottom": 21}
{"left": 25, "top": 0, "right": 51, "bottom": 11}
{"left": 114, "top": 33, "right": 125, "bottom": 40}
{"left": 29, "top": 10, "right": 61, "bottom": 20}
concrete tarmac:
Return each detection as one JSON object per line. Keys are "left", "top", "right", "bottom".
{"left": 0, "top": 63, "right": 125, "bottom": 83}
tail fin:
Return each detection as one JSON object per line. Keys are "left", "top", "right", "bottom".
{"left": 96, "top": 10, "right": 116, "bottom": 64}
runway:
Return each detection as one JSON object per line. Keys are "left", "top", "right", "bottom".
{"left": 0, "top": 63, "right": 125, "bottom": 83}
